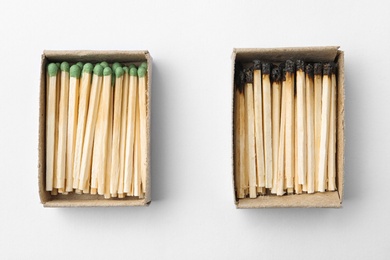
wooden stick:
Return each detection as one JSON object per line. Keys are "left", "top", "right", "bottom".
{"left": 118, "top": 67, "right": 129, "bottom": 197}
{"left": 53, "top": 65, "right": 61, "bottom": 191}
{"left": 72, "top": 63, "right": 93, "bottom": 189}
{"left": 261, "top": 62, "right": 273, "bottom": 189}
{"left": 296, "top": 60, "right": 306, "bottom": 186}
{"left": 285, "top": 60, "right": 295, "bottom": 188}
{"left": 124, "top": 67, "right": 138, "bottom": 194}
{"left": 46, "top": 63, "right": 58, "bottom": 191}
{"left": 55, "top": 62, "right": 70, "bottom": 190}
{"left": 253, "top": 60, "right": 265, "bottom": 189}
{"left": 110, "top": 67, "right": 124, "bottom": 196}
{"left": 234, "top": 89, "right": 241, "bottom": 198}
{"left": 271, "top": 65, "right": 282, "bottom": 194}
{"left": 328, "top": 63, "right": 337, "bottom": 191}
{"left": 133, "top": 92, "right": 140, "bottom": 197}
{"left": 294, "top": 92, "right": 302, "bottom": 194}
{"left": 305, "top": 64, "right": 315, "bottom": 193}
{"left": 318, "top": 63, "right": 332, "bottom": 192}
{"left": 138, "top": 65, "right": 148, "bottom": 194}
{"left": 314, "top": 63, "right": 322, "bottom": 191}
{"left": 276, "top": 67, "right": 286, "bottom": 196}
{"left": 104, "top": 81, "right": 114, "bottom": 199}
{"left": 78, "top": 64, "right": 104, "bottom": 192}
{"left": 65, "top": 65, "right": 81, "bottom": 192}
{"left": 244, "top": 67, "right": 257, "bottom": 198}
{"left": 238, "top": 70, "right": 247, "bottom": 198}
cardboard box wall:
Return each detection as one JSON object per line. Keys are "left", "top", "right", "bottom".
{"left": 232, "top": 46, "right": 345, "bottom": 208}
{"left": 38, "top": 50, "right": 152, "bottom": 207}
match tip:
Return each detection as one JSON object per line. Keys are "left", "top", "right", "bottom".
{"left": 103, "top": 67, "right": 112, "bottom": 76}
{"left": 112, "top": 62, "right": 121, "bottom": 73}
{"left": 60, "top": 62, "right": 70, "bottom": 72}
{"left": 262, "top": 62, "right": 271, "bottom": 75}
{"left": 100, "top": 61, "right": 109, "bottom": 68}
{"left": 314, "top": 63, "right": 322, "bottom": 75}
{"left": 140, "top": 62, "right": 147, "bottom": 69}
{"left": 55, "top": 62, "right": 60, "bottom": 69}
{"left": 76, "top": 62, "right": 84, "bottom": 69}
{"left": 70, "top": 64, "right": 81, "bottom": 78}
{"left": 47, "top": 63, "right": 58, "bottom": 77}
{"left": 244, "top": 67, "right": 253, "bottom": 83}
{"left": 123, "top": 66, "right": 129, "bottom": 74}
{"left": 323, "top": 62, "right": 332, "bottom": 76}
{"left": 331, "top": 62, "right": 337, "bottom": 74}
{"left": 295, "top": 60, "right": 305, "bottom": 71}
{"left": 115, "top": 66, "right": 124, "bottom": 78}
{"left": 285, "top": 60, "right": 295, "bottom": 73}
{"left": 82, "top": 63, "right": 94, "bottom": 74}
{"left": 305, "top": 64, "right": 314, "bottom": 78}
{"left": 253, "top": 60, "right": 261, "bottom": 70}
{"left": 129, "top": 64, "right": 136, "bottom": 69}
{"left": 93, "top": 64, "right": 103, "bottom": 76}
{"left": 130, "top": 67, "right": 138, "bottom": 76}
{"left": 271, "top": 65, "right": 282, "bottom": 82}
{"left": 137, "top": 67, "right": 146, "bottom": 77}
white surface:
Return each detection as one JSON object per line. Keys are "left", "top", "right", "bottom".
{"left": 0, "top": 0, "right": 389, "bottom": 258}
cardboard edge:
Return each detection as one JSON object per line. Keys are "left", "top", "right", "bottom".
{"left": 336, "top": 50, "right": 345, "bottom": 204}
{"left": 231, "top": 50, "right": 239, "bottom": 207}
{"left": 39, "top": 50, "right": 152, "bottom": 207}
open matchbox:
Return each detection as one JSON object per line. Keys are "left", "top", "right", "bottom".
{"left": 232, "top": 46, "right": 345, "bottom": 208}
{"left": 38, "top": 50, "right": 152, "bottom": 207}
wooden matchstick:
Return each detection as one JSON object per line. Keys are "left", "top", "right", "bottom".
{"left": 56, "top": 62, "right": 70, "bottom": 190}
{"left": 65, "top": 65, "right": 81, "bottom": 192}
{"left": 318, "top": 63, "right": 333, "bottom": 192}
{"left": 285, "top": 60, "right": 295, "bottom": 189}
{"left": 118, "top": 66, "right": 130, "bottom": 198}
{"left": 73, "top": 63, "right": 93, "bottom": 189}
{"left": 138, "top": 66, "right": 148, "bottom": 195}
{"left": 305, "top": 64, "right": 315, "bottom": 193}
{"left": 124, "top": 67, "right": 138, "bottom": 195}
{"left": 328, "top": 63, "right": 337, "bottom": 191}
{"left": 46, "top": 63, "right": 58, "bottom": 191}
{"left": 252, "top": 60, "right": 265, "bottom": 190}
{"left": 104, "top": 80, "right": 114, "bottom": 199}
{"left": 90, "top": 67, "right": 112, "bottom": 195}
{"left": 244, "top": 67, "right": 257, "bottom": 198}
{"left": 78, "top": 64, "right": 104, "bottom": 192}
{"left": 313, "top": 63, "right": 322, "bottom": 191}
{"left": 262, "top": 62, "right": 273, "bottom": 189}
{"left": 133, "top": 92, "right": 141, "bottom": 197}
{"left": 296, "top": 60, "right": 306, "bottom": 185}
{"left": 110, "top": 67, "right": 125, "bottom": 196}
{"left": 271, "top": 65, "right": 282, "bottom": 194}
{"left": 276, "top": 66, "right": 287, "bottom": 196}
{"left": 53, "top": 64, "right": 61, "bottom": 192}
{"left": 238, "top": 70, "right": 247, "bottom": 198}
{"left": 294, "top": 93, "right": 302, "bottom": 194}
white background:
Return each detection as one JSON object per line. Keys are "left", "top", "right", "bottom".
{"left": 0, "top": 0, "right": 389, "bottom": 259}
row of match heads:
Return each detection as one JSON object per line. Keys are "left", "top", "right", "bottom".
{"left": 47, "top": 61, "right": 148, "bottom": 80}
{"left": 235, "top": 60, "right": 338, "bottom": 90}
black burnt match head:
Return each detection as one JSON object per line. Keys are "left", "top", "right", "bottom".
{"left": 262, "top": 62, "right": 271, "bottom": 75}
{"left": 296, "top": 60, "right": 305, "bottom": 71}
{"left": 323, "top": 62, "right": 332, "bottom": 76}
{"left": 305, "top": 63, "right": 314, "bottom": 78}
{"left": 314, "top": 63, "right": 323, "bottom": 75}
{"left": 271, "top": 65, "right": 282, "bottom": 83}
{"left": 253, "top": 60, "right": 261, "bottom": 70}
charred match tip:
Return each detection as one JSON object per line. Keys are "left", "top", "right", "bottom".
{"left": 305, "top": 64, "right": 314, "bottom": 78}
{"left": 323, "top": 62, "right": 332, "bottom": 76}
{"left": 253, "top": 60, "right": 261, "bottom": 70}
{"left": 331, "top": 61, "right": 338, "bottom": 74}
{"left": 285, "top": 60, "right": 295, "bottom": 73}
{"left": 237, "top": 70, "right": 245, "bottom": 92}
{"left": 295, "top": 60, "right": 305, "bottom": 71}
{"left": 314, "top": 63, "right": 323, "bottom": 75}
{"left": 244, "top": 67, "right": 253, "bottom": 83}
{"left": 262, "top": 62, "right": 271, "bottom": 75}
{"left": 271, "top": 65, "right": 282, "bottom": 82}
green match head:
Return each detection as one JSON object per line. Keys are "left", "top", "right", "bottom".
{"left": 55, "top": 63, "right": 60, "bottom": 69}
{"left": 137, "top": 67, "right": 146, "bottom": 78}
{"left": 130, "top": 67, "right": 138, "bottom": 76}
{"left": 115, "top": 67, "right": 124, "bottom": 78}
{"left": 82, "top": 63, "right": 94, "bottom": 74}
{"left": 70, "top": 65, "right": 81, "bottom": 78}
{"left": 128, "top": 64, "right": 136, "bottom": 69}
{"left": 60, "top": 62, "right": 70, "bottom": 72}
{"left": 100, "top": 61, "right": 109, "bottom": 68}
{"left": 103, "top": 67, "right": 112, "bottom": 76}
{"left": 76, "top": 62, "right": 84, "bottom": 69}
{"left": 112, "top": 62, "right": 121, "bottom": 73}
{"left": 93, "top": 64, "right": 103, "bottom": 76}
{"left": 47, "top": 63, "right": 58, "bottom": 77}
{"left": 140, "top": 62, "right": 147, "bottom": 69}
{"left": 123, "top": 66, "right": 129, "bottom": 75}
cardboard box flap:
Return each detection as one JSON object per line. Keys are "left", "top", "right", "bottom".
{"left": 43, "top": 50, "right": 149, "bottom": 63}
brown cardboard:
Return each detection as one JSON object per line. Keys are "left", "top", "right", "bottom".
{"left": 232, "top": 46, "right": 345, "bottom": 208}
{"left": 39, "top": 50, "right": 152, "bottom": 207}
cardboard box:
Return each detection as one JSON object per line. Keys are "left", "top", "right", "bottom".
{"left": 232, "top": 46, "right": 344, "bottom": 208}
{"left": 38, "top": 50, "right": 152, "bottom": 207}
